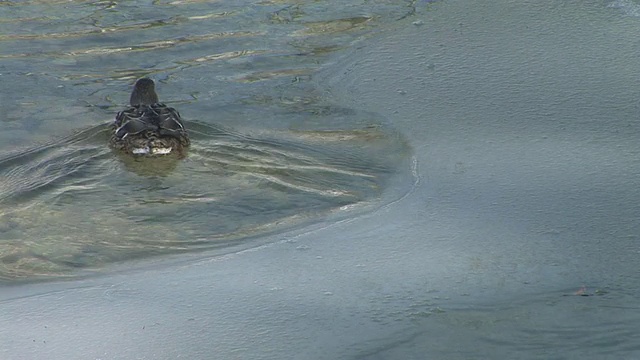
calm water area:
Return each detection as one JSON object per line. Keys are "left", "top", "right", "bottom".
{"left": 1, "top": 0, "right": 640, "bottom": 359}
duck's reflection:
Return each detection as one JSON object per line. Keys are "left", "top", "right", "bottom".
{"left": 112, "top": 149, "right": 183, "bottom": 177}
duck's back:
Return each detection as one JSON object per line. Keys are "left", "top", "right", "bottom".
{"left": 111, "top": 103, "right": 190, "bottom": 156}
{"left": 110, "top": 78, "right": 190, "bottom": 156}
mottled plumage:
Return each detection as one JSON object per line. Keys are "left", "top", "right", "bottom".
{"left": 110, "top": 78, "right": 190, "bottom": 155}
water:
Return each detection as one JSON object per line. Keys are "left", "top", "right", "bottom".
{"left": 319, "top": 0, "right": 640, "bottom": 358}
{"left": 1, "top": 0, "right": 640, "bottom": 359}
{"left": 0, "top": 0, "right": 415, "bottom": 281}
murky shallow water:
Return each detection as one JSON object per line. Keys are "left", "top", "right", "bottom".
{"left": 0, "top": 0, "right": 416, "bottom": 281}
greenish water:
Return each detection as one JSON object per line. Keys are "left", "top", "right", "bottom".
{"left": 0, "top": 0, "right": 416, "bottom": 281}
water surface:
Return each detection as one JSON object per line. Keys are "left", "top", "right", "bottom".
{"left": 2, "top": 1, "right": 639, "bottom": 359}
{"left": 0, "top": 0, "right": 416, "bottom": 281}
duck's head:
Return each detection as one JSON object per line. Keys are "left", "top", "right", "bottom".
{"left": 129, "top": 78, "right": 160, "bottom": 106}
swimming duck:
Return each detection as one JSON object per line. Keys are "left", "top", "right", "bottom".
{"left": 110, "top": 78, "right": 190, "bottom": 156}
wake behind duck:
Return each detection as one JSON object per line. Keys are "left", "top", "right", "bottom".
{"left": 110, "top": 78, "right": 190, "bottom": 156}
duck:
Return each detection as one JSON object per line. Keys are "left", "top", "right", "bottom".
{"left": 110, "top": 78, "right": 190, "bottom": 156}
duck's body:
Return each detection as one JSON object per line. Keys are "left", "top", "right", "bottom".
{"left": 110, "top": 78, "right": 190, "bottom": 155}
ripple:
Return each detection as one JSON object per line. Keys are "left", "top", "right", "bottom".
{"left": 0, "top": 0, "right": 417, "bottom": 282}
{"left": 0, "top": 117, "right": 411, "bottom": 282}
